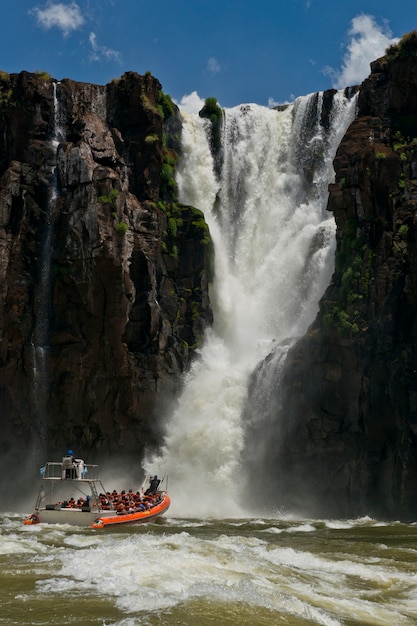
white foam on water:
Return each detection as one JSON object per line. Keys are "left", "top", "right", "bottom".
{"left": 3, "top": 514, "right": 417, "bottom": 624}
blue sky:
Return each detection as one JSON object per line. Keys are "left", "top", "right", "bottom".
{"left": 1, "top": 1, "right": 417, "bottom": 111}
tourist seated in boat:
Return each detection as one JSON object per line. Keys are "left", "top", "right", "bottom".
{"left": 99, "top": 493, "right": 112, "bottom": 509}
{"left": 133, "top": 491, "right": 142, "bottom": 503}
{"left": 61, "top": 497, "right": 76, "bottom": 508}
{"left": 81, "top": 496, "right": 91, "bottom": 511}
{"left": 116, "top": 502, "right": 126, "bottom": 514}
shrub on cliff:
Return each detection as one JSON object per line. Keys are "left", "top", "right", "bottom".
{"left": 157, "top": 91, "right": 175, "bottom": 121}
{"left": 199, "top": 97, "right": 223, "bottom": 152}
{"left": 0, "top": 71, "right": 11, "bottom": 106}
{"left": 35, "top": 70, "right": 52, "bottom": 81}
{"left": 386, "top": 30, "right": 417, "bottom": 59}
{"left": 160, "top": 157, "right": 178, "bottom": 200}
{"left": 99, "top": 188, "right": 119, "bottom": 209}
{"left": 114, "top": 221, "right": 128, "bottom": 234}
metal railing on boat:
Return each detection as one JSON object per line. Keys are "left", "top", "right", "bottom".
{"left": 41, "top": 462, "right": 100, "bottom": 481}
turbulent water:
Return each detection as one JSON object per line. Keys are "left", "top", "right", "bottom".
{"left": 146, "top": 92, "right": 357, "bottom": 517}
{"left": 3, "top": 513, "right": 417, "bottom": 625}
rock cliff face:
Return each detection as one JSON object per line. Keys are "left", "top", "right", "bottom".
{"left": 244, "top": 33, "right": 417, "bottom": 520}
{"left": 0, "top": 71, "right": 213, "bottom": 479}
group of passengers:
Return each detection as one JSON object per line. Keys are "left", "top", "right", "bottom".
{"left": 58, "top": 475, "right": 162, "bottom": 514}
{"left": 99, "top": 488, "right": 162, "bottom": 514}
{"left": 59, "top": 496, "right": 90, "bottom": 509}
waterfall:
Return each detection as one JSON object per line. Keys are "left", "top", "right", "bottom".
{"left": 146, "top": 91, "right": 358, "bottom": 517}
{"left": 29, "top": 82, "right": 63, "bottom": 458}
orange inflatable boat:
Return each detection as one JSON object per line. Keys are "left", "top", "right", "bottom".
{"left": 23, "top": 458, "right": 170, "bottom": 529}
{"left": 91, "top": 492, "right": 171, "bottom": 529}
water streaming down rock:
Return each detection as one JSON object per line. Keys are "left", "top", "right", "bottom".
{"left": 29, "top": 82, "right": 64, "bottom": 459}
{"left": 146, "top": 91, "right": 358, "bottom": 517}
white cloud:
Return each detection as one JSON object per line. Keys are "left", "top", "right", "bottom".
{"left": 89, "top": 32, "right": 122, "bottom": 64}
{"left": 207, "top": 57, "right": 221, "bottom": 76}
{"left": 31, "top": 1, "right": 85, "bottom": 37}
{"left": 177, "top": 91, "right": 206, "bottom": 114}
{"left": 324, "top": 14, "right": 399, "bottom": 89}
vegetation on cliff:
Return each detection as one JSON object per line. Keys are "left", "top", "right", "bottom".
{"left": 151, "top": 87, "right": 214, "bottom": 343}
{"left": 386, "top": 30, "right": 417, "bottom": 59}
{"left": 155, "top": 88, "right": 213, "bottom": 295}
{"left": 199, "top": 96, "right": 223, "bottom": 152}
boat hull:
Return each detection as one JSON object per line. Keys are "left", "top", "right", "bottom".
{"left": 91, "top": 494, "right": 171, "bottom": 529}
{"left": 24, "top": 508, "right": 103, "bottom": 526}
{"left": 24, "top": 494, "right": 171, "bottom": 528}
{"left": 23, "top": 460, "right": 170, "bottom": 529}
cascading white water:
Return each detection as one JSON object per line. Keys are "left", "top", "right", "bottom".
{"left": 30, "top": 82, "right": 64, "bottom": 456}
{"left": 32, "top": 83, "right": 63, "bottom": 345}
{"left": 146, "top": 92, "right": 358, "bottom": 517}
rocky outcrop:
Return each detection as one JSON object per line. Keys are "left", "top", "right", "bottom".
{"left": 244, "top": 33, "right": 417, "bottom": 520}
{"left": 0, "top": 71, "right": 213, "bottom": 482}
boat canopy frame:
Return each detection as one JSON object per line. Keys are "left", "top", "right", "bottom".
{"left": 35, "top": 462, "right": 110, "bottom": 512}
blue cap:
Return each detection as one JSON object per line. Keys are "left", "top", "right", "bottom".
{"left": 68, "top": 449, "right": 73, "bottom": 455}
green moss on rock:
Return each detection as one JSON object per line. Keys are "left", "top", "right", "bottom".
{"left": 199, "top": 97, "right": 223, "bottom": 152}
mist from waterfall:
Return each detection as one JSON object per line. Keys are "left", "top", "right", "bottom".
{"left": 146, "top": 92, "right": 358, "bottom": 517}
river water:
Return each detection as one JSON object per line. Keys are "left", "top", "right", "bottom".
{"left": 2, "top": 513, "right": 417, "bottom": 625}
